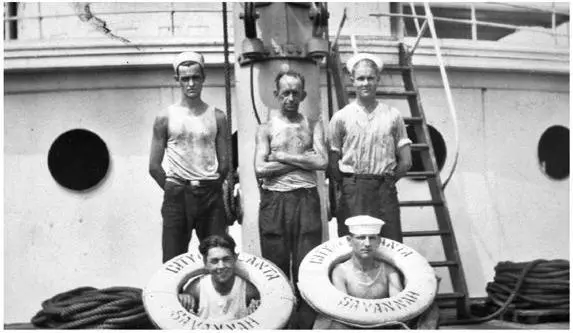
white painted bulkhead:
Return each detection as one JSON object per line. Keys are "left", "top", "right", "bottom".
{"left": 4, "top": 2, "right": 570, "bottom": 324}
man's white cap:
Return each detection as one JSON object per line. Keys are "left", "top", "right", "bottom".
{"left": 173, "top": 51, "right": 205, "bottom": 72}
{"left": 345, "top": 215, "right": 385, "bottom": 235}
{"left": 346, "top": 53, "right": 384, "bottom": 73}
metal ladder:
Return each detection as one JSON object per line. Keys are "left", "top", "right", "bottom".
{"left": 327, "top": 39, "right": 471, "bottom": 318}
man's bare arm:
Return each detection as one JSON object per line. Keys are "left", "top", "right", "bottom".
{"left": 270, "top": 121, "right": 328, "bottom": 171}
{"left": 246, "top": 281, "right": 260, "bottom": 303}
{"left": 149, "top": 113, "right": 168, "bottom": 189}
{"left": 215, "top": 109, "right": 230, "bottom": 181}
{"left": 178, "top": 277, "right": 201, "bottom": 313}
{"left": 387, "top": 267, "right": 403, "bottom": 297}
{"left": 393, "top": 144, "right": 412, "bottom": 179}
{"left": 331, "top": 264, "right": 349, "bottom": 294}
{"left": 254, "top": 124, "right": 298, "bottom": 178}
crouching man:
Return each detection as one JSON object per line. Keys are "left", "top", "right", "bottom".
{"left": 314, "top": 215, "right": 439, "bottom": 329}
{"left": 178, "top": 234, "right": 260, "bottom": 320}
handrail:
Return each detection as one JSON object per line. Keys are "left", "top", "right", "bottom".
{"left": 3, "top": 8, "right": 227, "bottom": 21}
{"left": 370, "top": 12, "right": 569, "bottom": 38}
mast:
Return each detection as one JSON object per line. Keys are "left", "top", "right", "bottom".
{"left": 232, "top": 2, "right": 330, "bottom": 253}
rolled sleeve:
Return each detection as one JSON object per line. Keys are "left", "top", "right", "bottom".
{"left": 393, "top": 109, "right": 412, "bottom": 149}
{"left": 397, "top": 137, "right": 413, "bottom": 149}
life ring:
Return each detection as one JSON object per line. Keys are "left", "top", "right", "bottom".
{"left": 298, "top": 236, "right": 437, "bottom": 328}
{"left": 143, "top": 251, "right": 296, "bottom": 329}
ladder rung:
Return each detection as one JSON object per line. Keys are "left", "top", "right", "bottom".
{"left": 399, "top": 200, "right": 443, "bottom": 207}
{"left": 404, "top": 117, "right": 423, "bottom": 125}
{"left": 404, "top": 171, "right": 435, "bottom": 178}
{"left": 436, "top": 292, "right": 466, "bottom": 300}
{"left": 347, "top": 89, "right": 417, "bottom": 98}
{"left": 376, "top": 89, "right": 417, "bottom": 97}
{"left": 383, "top": 64, "right": 412, "bottom": 72}
{"left": 402, "top": 230, "right": 450, "bottom": 237}
{"left": 410, "top": 143, "right": 429, "bottom": 151}
{"left": 430, "top": 260, "right": 459, "bottom": 267}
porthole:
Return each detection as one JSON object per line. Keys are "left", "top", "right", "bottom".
{"left": 48, "top": 129, "right": 110, "bottom": 191}
{"left": 406, "top": 125, "right": 447, "bottom": 177}
{"left": 538, "top": 125, "right": 569, "bottom": 180}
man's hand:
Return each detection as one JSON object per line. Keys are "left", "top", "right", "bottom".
{"left": 178, "top": 294, "right": 195, "bottom": 313}
{"left": 246, "top": 299, "right": 261, "bottom": 315}
{"left": 267, "top": 151, "right": 286, "bottom": 162}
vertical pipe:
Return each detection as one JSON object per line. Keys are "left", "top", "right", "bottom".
{"left": 470, "top": 3, "right": 477, "bottom": 41}
{"left": 325, "top": 2, "right": 334, "bottom": 120}
{"left": 232, "top": 3, "right": 326, "bottom": 253}
{"left": 396, "top": 2, "right": 404, "bottom": 39}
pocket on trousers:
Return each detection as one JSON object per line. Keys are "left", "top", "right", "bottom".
{"left": 259, "top": 192, "right": 282, "bottom": 235}
{"left": 163, "top": 180, "right": 184, "bottom": 200}
{"left": 299, "top": 189, "right": 322, "bottom": 234}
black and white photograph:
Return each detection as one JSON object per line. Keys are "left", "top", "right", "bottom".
{"left": 3, "top": 1, "right": 570, "bottom": 329}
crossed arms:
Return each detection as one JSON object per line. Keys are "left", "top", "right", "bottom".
{"left": 254, "top": 121, "right": 328, "bottom": 178}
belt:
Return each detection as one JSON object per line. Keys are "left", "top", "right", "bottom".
{"left": 168, "top": 178, "right": 221, "bottom": 187}
{"left": 341, "top": 172, "right": 387, "bottom": 181}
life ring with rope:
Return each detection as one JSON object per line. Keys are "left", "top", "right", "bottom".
{"left": 298, "top": 236, "right": 438, "bottom": 328}
{"left": 143, "top": 251, "right": 295, "bottom": 330}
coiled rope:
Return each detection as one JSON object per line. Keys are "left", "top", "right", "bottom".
{"left": 487, "top": 260, "right": 569, "bottom": 310}
{"left": 441, "top": 259, "right": 569, "bottom": 326}
{"left": 31, "top": 286, "right": 154, "bottom": 329}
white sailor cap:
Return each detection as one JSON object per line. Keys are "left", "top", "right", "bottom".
{"left": 345, "top": 215, "right": 385, "bottom": 235}
{"left": 173, "top": 51, "right": 205, "bottom": 72}
{"left": 346, "top": 53, "right": 384, "bottom": 73}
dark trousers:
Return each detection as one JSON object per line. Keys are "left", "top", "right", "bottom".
{"left": 161, "top": 180, "right": 227, "bottom": 263}
{"left": 337, "top": 174, "right": 403, "bottom": 242}
{"left": 259, "top": 187, "right": 323, "bottom": 329}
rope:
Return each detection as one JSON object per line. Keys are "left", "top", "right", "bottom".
{"left": 250, "top": 62, "right": 262, "bottom": 125}
{"left": 31, "top": 286, "right": 155, "bottom": 329}
{"left": 441, "top": 259, "right": 570, "bottom": 326}
{"left": 423, "top": 2, "right": 460, "bottom": 190}
{"left": 221, "top": 1, "right": 237, "bottom": 224}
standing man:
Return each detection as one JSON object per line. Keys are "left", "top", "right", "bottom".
{"left": 254, "top": 69, "right": 328, "bottom": 328}
{"left": 149, "top": 51, "right": 230, "bottom": 263}
{"left": 329, "top": 53, "right": 412, "bottom": 242}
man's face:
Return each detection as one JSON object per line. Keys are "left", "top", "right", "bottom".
{"left": 204, "top": 246, "right": 236, "bottom": 285}
{"left": 177, "top": 63, "right": 204, "bottom": 99}
{"left": 275, "top": 75, "right": 306, "bottom": 115}
{"left": 351, "top": 62, "right": 380, "bottom": 100}
{"left": 349, "top": 233, "right": 381, "bottom": 259}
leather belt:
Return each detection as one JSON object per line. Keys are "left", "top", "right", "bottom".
{"left": 341, "top": 172, "right": 387, "bottom": 181}
{"left": 168, "top": 178, "right": 221, "bottom": 187}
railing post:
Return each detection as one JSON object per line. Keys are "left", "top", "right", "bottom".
{"left": 37, "top": 3, "right": 43, "bottom": 39}
{"left": 470, "top": 3, "right": 477, "bottom": 41}
{"left": 4, "top": 3, "right": 10, "bottom": 40}
{"left": 551, "top": 2, "right": 557, "bottom": 45}
{"left": 170, "top": 2, "right": 175, "bottom": 36}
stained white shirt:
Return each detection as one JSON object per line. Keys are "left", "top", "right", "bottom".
{"left": 165, "top": 104, "right": 220, "bottom": 181}
{"left": 329, "top": 101, "right": 412, "bottom": 175}
{"left": 197, "top": 275, "right": 248, "bottom": 321}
